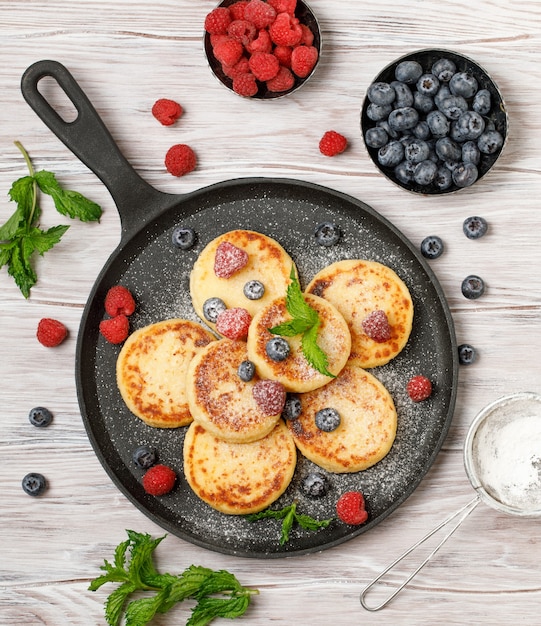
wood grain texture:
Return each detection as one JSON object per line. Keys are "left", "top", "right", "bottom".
{"left": 2, "top": 0, "right": 541, "bottom": 624}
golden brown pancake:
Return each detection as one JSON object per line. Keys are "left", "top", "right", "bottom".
{"left": 246, "top": 293, "right": 351, "bottom": 393}
{"left": 190, "top": 230, "right": 297, "bottom": 334}
{"left": 286, "top": 364, "right": 397, "bottom": 473}
{"left": 305, "top": 259, "right": 413, "bottom": 368}
{"left": 185, "top": 338, "right": 282, "bottom": 443}
{"left": 183, "top": 420, "right": 297, "bottom": 514}
{"left": 116, "top": 319, "right": 215, "bottom": 428}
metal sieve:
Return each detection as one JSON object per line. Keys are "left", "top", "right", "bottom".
{"left": 360, "top": 391, "right": 541, "bottom": 611}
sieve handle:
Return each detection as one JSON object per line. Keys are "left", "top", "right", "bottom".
{"left": 360, "top": 495, "right": 482, "bottom": 611}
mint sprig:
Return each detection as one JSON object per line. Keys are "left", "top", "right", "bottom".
{"left": 89, "top": 530, "right": 259, "bottom": 626}
{"left": 246, "top": 502, "right": 333, "bottom": 546}
{"left": 269, "top": 266, "right": 335, "bottom": 378}
{"left": 0, "top": 141, "right": 102, "bottom": 297}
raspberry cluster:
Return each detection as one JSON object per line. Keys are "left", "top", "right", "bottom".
{"left": 205, "top": 0, "right": 319, "bottom": 97}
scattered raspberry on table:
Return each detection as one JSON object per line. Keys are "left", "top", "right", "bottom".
{"left": 319, "top": 130, "right": 348, "bottom": 157}
{"left": 165, "top": 144, "right": 197, "bottom": 177}
{"left": 36, "top": 318, "right": 68, "bottom": 347}
{"left": 151, "top": 99, "right": 183, "bottom": 126}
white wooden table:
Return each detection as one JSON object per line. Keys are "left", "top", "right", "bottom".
{"left": 2, "top": 1, "right": 541, "bottom": 624}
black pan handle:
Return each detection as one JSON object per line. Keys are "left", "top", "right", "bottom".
{"left": 21, "top": 60, "right": 179, "bottom": 239}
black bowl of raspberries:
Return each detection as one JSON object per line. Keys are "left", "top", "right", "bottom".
{"left": 361, "top": 49, "right": 508, "bottom": 194}
{"left": 204, "top": 0, "right": 321, "bottom": 99}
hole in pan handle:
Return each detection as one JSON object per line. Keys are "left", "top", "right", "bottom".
{"left": 20, "top": 60, "right": 175, "bottom": 238}
{"left": 360, "top": 496, "right": 481, "bottom": 611}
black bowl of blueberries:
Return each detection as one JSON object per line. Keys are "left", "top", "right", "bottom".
{"left": 361, "top": 49, "right": 508, "bottom": 194}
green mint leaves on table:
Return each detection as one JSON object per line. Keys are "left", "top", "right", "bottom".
{"left": 89, "top": 530, "right": 259, "bottom": 626}
{"left": 0, "top": 141, "right": 102, "bottom": 298}
{"left": 246, "top": 502, "right": 333, "bottom": 546}
{"left": 269, "top": 266, "right": 335, "bottom": 378}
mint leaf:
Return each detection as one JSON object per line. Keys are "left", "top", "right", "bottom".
{"left": 34, "top": 169, "right": 102, "bottom": 222}
{"left": 269, "top": 317, "right": 313, "bottom": 337}
{"left": 104, "top": 582, "right": 137, "bottom": 626}
{"left": 301, "top": 322, "right": 335, "bottom": 378}
{"left": 7, "top": 175, "right": 36, "bottom": 223}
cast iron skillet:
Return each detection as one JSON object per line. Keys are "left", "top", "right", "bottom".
{"left": 21, "top": 60, "right": 458, "bottom": 558}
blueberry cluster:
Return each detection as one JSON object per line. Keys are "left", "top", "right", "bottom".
{"left": 363, "top": 53, "right": 505, "bottom": 193}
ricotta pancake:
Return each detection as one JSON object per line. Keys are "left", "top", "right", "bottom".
{"left": 286, "top": 364, "right": 397, "bottom": 473}
{"left": 246, "top": 293, "right": 351, "bottom": 393}
{"left": 186, "top": 338, "right": 282, "bottom": 443}
{"left": 306, "top": 259, "right": 413, "bottom": 368}
{"left": 116, "top": 319, "right": 215, "bottom": 428}
{"left": 183, "top": 420, "right": 297, "bottom": 515}
{"left": 190, "top": 230, "right": 297, "bottom": 334}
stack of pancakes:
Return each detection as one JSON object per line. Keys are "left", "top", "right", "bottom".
{"left": 116, "top": 230, "right": 414, "bottom": 515}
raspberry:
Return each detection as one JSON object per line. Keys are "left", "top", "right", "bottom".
{"left": 319, "top": 130, "right": 348, "bottom": 156}
{"left": 291, "top": 44, "right": 318, "bottom": 78}
{"left": 248, "top": 51, "right": 280, "bottom": 81}
{"left": 269, "top": 12, "right": 302, "bottom": 47}
{"left": 336, "top": 491, "right": 368, "bottom": 525}
{"left": 273, "top": 44, "right": 292, "bottom": 67}
{"left": 252, "top": 380, "right": 286, "bottom": 415}
{"left": 99, "top": 314, "right": 129, "bottom": 344}
{"left": 104, "top": 285, "right": 136, "bottom": 317}
{"left": 268, "top": 0, "right": 297, "bottom": 14}
{"left": 222, "top": 56, "right": 251, "bottom": 80}
{"left": 267, "top": 65, "right": 295, "bottom": 92}
{"left": 213, "top": 37, "right": 244, "bottom": 67}
{"left": 210, "top": 33, "right": 230, "bottom": 48}
{"left": 406, "top": 375, "right": 433, "bottom": 402}
{"left": 228, "top": 19, "right": 257, "bottom": 46}
{"left": 165, "top": 144, "right": 197, "bottom": 177}
{"left": 215, "top": 307, "right": 252, "bottom": 340}
{"left": 151, "top": 99, "right": 183, "bottom": 126}
{"left": 37, "top": 318, "right": 67, "bottom": 347}
{"left": 244, "top": 0, "right": 277, "bottom": 30}
{"left": 362, "top": 309, "right": 392, "bottom": 343}
{"left": 214, "top": 241, "right": 249, "bottom": 278}
{"left": 246, "top": 28, "right": 273, "bottom": 54}
{"left": 230, "top": 1, "right": 249, "bottom": 20}
{"left": 142, "top": 464, "right": 177, "bottom": 496}
{"left": 233, "top": 72, "right": 259, "bottom": 97}
{"left": 299, "top": 23, "right": 314, "bottom": 46}
{"left": 204, "top": 7, "right": 232, "bottom": 35}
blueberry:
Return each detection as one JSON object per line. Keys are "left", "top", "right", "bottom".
{"left": 366, "top": 102, "right": 393, "bottom": 122}
{"left": 455, "top": 111, "right": 485, "bottom": 140}
{"left": 412, "top": 120, "right": 430, "bottom": 140}
{"left": 438, "top": 95, "right": 468, "bottom": 120}
{"left": 171, "top": 226, "right": 196, "bottom": 250}
{"left": 404, "top": 138, "right": 430, "bottom": 163}
{"left": 472, "top": 88, "right": 491, "bottom": 116}
{"left": 367, "top": 81, "right": 396, "bottom": 105}
{"left": 462, "top": 141, "right": 480, "bottom": 165}
{"left": 461, "top": 275, "right": 485, "bottom": 299}
{"left": 22, "top": 472, "right": 47, "bottom": 496}
{"left": 365, "top": 126, "right": 389, "bottom": 149}
{"left": 413, "top": 91, "right": 435, "bottom": 114}
{"left": 237, "top": 360, "right": 256, "bottom": 382}
{"left": 458, "top": 343, "right": 477, "bottom": 365}
{"left": 431, "top": 58, "right": 456, "bottom": 82}
{"left": 434, "top": 84, "right": 451, "bottom": 109}
{"left": 413, "top": 160, "right": 438, "bottom": 186}
{"left": 477, "top": 129, "right": 504, "bottom": 154}
{"left": 435, "top": 137, "right": 461, "bottom": 162}
{"left": 388, "top": 107, "right": 419, "bottom": 132}
{"left": 202, "top": 297, "right": 226, "bottom": 323}
{"left": 266, "top": 337, "right": 290, "bottom": 361}
{"left": 282, "top": 394, "right": 302, "bottom": 420}
{"left": 315, "top": 407, "right": 341, "bottom": 432}
{"left": 434, "top": 166, "right": 453, "bottom": 191}
{"left": 391, "top": 81, "right": 414, "bottom": 108}
{"left": 315, "top": 222, "right": 341, "bottom": 247}
{"left": 395, "top": 60, "right": 423, "bottom": 84}
{"left": 394, "top": 160, "right": 416, "bottom": 184}
{"left": 377, "top": 119, "right": 400, "bottom": 139}
{"left": 300, "top": 472, "right": 329, "bottom": 498}
{"left": 28, "top": 406, "right": 53, "bottom": 427}
{"left": 243, "top": 280, "right": 265, "bottom": 300}
{"left": 453, "top": 162, "right": 478, "bottom": 188}
{"left": 426, "top": 110, "right": 450, "bottom": 138}
{"left": 420, "top": 235, "right": 444, "bottom": 259}
{"left": 463, "top": 216, "right": 488, "bottom": 239}
{"left": 416, "top": 73, "right": 440, "bottom": 96}
{"left": 449, "top": 72, "right": 478, "bottom": 99}
{"left": 378, "top": 140, "right": 404, "bottom": 168}
{"left": 132, "top": 445, "right": 156, "bottom": 469}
